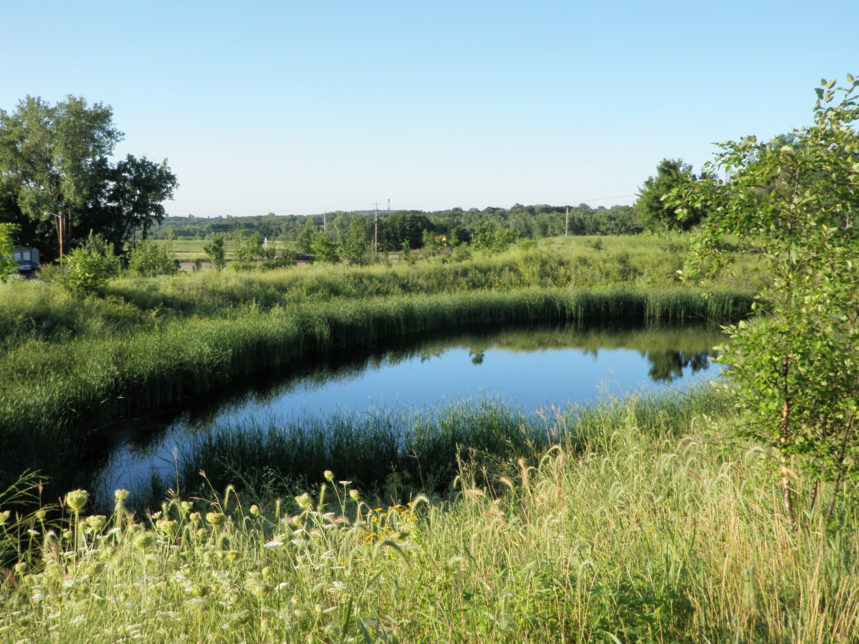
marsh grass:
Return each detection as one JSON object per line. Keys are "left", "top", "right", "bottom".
{"left": 1, "top": 391, "right": 856, "bottom": 642}
{"left": 0, "top": 286, "right": 753, "bottom": 499}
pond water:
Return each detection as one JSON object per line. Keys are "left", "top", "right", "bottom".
{"left": 92, "top": 324, "right": 725, "bottom": 503}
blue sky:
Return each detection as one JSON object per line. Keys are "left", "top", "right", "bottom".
{"left": 3, "top": 1, "right": 857, "bottom": 217}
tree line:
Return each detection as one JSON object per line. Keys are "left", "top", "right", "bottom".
{"left": 150, "top": 203, "right": 640, "bottom": 250}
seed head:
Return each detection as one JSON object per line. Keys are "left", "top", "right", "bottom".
{"left": 86, "top": 515, "right": 107, "bottom": 532}
{"left": 65, "top": 489, "right": 89, "bottom": 513}
{"left": 206, "top": 512, "right": 226, "bottom": 526}
{"left": 134, "top": 532, "right": 155, "bottom": 550}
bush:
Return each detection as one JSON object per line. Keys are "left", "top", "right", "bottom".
{"left": 127, "top": 239, "right": 178, "bottom": 276}
{"left": 60, "top": 233, "right": 120, "bottom": 296}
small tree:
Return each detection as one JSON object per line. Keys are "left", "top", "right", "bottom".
{"left": 0, "top": 223, "right": 19, "bottom": 282}
{"left": 673, "top": 76, "right": 859, "bottom": 520}
{"left": 311, "top": 233, "right": 340, "bottom": 263}
{"left": 59, "top": 232, "right": 120, "bottom": 296}
{"left": 635, "top": 159, "right": 709, "bottom": 231}
{"left": 237, "top": 232, "right": 265, "bottom": 264}
{"left": 127, "top": 239, "right": 178, "bottom": 276}
{"left": 203, "top": 235, "right": 226, "bottom": 270}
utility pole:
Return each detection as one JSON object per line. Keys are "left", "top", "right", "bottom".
{"left": 565, "top": 206, "right": 569, "bottom": 238}
{"left": 323, "top": 209, "right": 327, "bottom": 232}
{"left": 373, "top": 202, "right": 379, "bottom": 254}
{"left": 44, "top": 211, "right": 64, "bottom": 261}
{"left": 387, "top": 198, "right": 390, "bottom": 212}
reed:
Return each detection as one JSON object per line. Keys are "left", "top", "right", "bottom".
{"left": 0, "top": 286, "right": 753, "bottom": 499}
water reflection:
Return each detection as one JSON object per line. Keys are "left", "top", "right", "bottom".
{"left": 647, "top": 351, "right": 711, "bottom": 383}
{"left": 92, "top": 323, "right": 724, "bottom": 503}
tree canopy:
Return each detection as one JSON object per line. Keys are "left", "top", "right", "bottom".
{"left": 635, "top": 159, "right": 708, "bottom": 231}
{"left": 674, "top": 75, "right": 859, "bottom": 520}
{"left": 0, "top": 95, "right": 177, "bottom": 260}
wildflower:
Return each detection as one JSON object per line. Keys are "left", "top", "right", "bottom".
{"left": 191, "top": 583, "right": 210, "bottom": 598}
{"left": 65, "top": 489, "right": 89, "bottom": 513}
{"left": 156, "top": 518, "right": 178, "bottom": 536}
{"left": 349, "top": 489, "right": 360, "bottom": 502}
{"left": 206, "top": 512, "right": 226, "bottom": 526}
{"left": 249, "top": 504, "right": 260, "bottom": 516}
{"left": 180, "top": 501, "right": 193, "bottom": 512}
{"left": 294, "top": 493, "right": 312, "bottom": 510}
{"left": 114, "top": 489, "right": 130, "bottom": 501}
{"left": 13, "top": 562, "right": 26, "bottom": 575}
{"left": 85, "top": 515, "right": 107, "bottom": 532}
{"left": 0, "top": 510, "right": 10, "bottom": 526}
{"left": 134, "top": 532, "right": 155, "bottom": 550}
{"left": 264, "top": 539, "right": 284, "bottom": 548}
{"left": 323, "top": 470, "right": 334, "bottom": 482}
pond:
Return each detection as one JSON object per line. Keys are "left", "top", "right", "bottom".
{"left": 92, "top": 324, "right": 725, "bottom": 503}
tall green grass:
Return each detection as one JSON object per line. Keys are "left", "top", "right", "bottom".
{"left": 2, "top": 390, "right": 855, "bottom": 641}
{"left": 0, "top": 286, "right": 753, "bottom": 500}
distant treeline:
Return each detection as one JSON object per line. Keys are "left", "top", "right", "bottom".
{"left": 151, "top": 204, "right": 640, "bottom": 250}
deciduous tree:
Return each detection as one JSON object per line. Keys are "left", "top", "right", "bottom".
{"left": 673, "top": 76, "right": 859, "bottom": 520}
{"left": 0, "top": 95, "right": 176, "bottom": 259}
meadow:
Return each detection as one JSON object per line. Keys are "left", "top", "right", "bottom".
{"left": 5, "top": 235, "right": 853, "bottom": 642}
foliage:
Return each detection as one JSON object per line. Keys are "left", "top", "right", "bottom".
{"left": 126, "top": 238, "right": 178, "bottom": 277}
{"left": 203, "top": 235, "right": 226, "bottom": 270}
{"left": 148, "top": 204, "right": 643, "bottom": 248}
{"left": 59, "top": 233, "right": 120, "bottom": 296}
{"left": 311, "top": 233, "right": 340, "bottom": 263}
{"left": 0, "top": 223, "right": 18, "bottom": 282}
{"left": 342, "top": 217, "right": 372, "bottom": 264}
{"left": 674, "top": 75, "right": 859, "bottom": 517}
{"left": 0, "top": 95, "right": 176, "bottom": 260}
{"left": 636, "top": 159, "right": 709, "bottom": 231}
{"left": 471, "top": 217, "right": 516, "bottom": 252}
{"left": 236, "top": 231, "right": 265, "bottom": 263}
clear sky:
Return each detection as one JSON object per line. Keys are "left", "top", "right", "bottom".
{"left": 3, "top": 1, "right": 857, "bottom": 217}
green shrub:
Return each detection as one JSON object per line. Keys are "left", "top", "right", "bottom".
{"left": 127, "top": 239, "right": 178, "bottom": 276}
{"left": 59, "top": 233, "right": 120, "bottom": 297}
